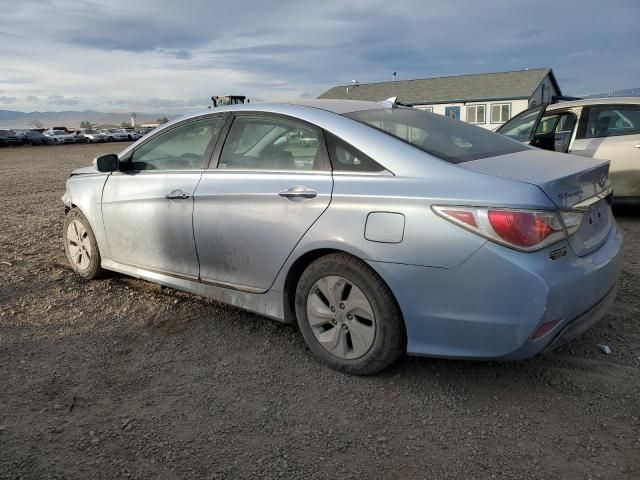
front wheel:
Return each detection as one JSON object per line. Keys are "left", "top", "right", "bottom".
{"left": 63, "top": 208, "right": 104, "bottom": 279}
{"left": 295, "top": 253, "right": 405, "bottom": 375}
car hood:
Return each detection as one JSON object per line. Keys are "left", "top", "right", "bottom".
{"left": 70, "top": 165, "right": 101, "bottom": 176}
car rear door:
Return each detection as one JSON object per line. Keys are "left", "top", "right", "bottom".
{"left": 101, "top": 115, "right": 225, "bottom": 279}
{"left": 192, "top": 113, "right": 333, "bottom": 292}
{"left": 570, "top": 104, "right": 640, "bottom": 197}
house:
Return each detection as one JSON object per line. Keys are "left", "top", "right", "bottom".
{"left": 318, "top": 68, "right": 562, "bottom": 129}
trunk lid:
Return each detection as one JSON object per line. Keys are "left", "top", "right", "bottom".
{"left": 461, "top": 149, "right": 613, "bottom": 256}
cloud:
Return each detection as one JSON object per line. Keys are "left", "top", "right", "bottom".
{"left": 0, "top": 96, "right": 17, "bottom": 104}
{"left": 47, "top": 95, "right": 82, "bottom": 106}
{"left": 164, "top": 49, "right": 193, "bottom": 60}
{"left": 0, "top": 0, "right": 638, "bottom": 112}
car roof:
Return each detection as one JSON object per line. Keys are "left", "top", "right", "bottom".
{"left": 548, "top": 97, "right": 640, "bottom": 110}
{"left": 207, "top": 99, "right": 383, "bottom": 116}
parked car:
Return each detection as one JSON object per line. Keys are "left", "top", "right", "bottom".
{"left": 99, "top": 129, "right": 130, "bottom": 142}
{"left": 497, "top": 97, "right": 640, "bottom": 204}
{"left": 44, "top": 129, "right": 76, "bottom": 144}
{"left": 23, "top": 130, "right": 52, "bottom": 145}
{"left": 116, "top": 128, "right": 142, "bottom": 141}
{"left": 74, "top": 129, "right": 107, "bottom": 143}
{"left": 0, "top": 129, "right": 21, "bottom": 146}
{"left": 62, "top": 99, "right": 622, "bottom": 375}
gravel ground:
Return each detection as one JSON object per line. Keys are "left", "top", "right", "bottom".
{"left": 1, "top": 143, "right": 639, "bottom": 480}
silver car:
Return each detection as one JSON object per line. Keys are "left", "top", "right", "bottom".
{"left": 62, "top": 100, "right": 622, "bottom": 374}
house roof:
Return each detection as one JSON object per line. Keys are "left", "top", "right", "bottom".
{"left": 318, "top": 68, "right": 561, "bottom": 105}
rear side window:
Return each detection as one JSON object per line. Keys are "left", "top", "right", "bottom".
{"left": 218, "top": 115, "right": 324, "bottom": 171}
{"left": 325, "top": 133, "right": 385, "bottom": 172}
{"left": 579, "top": 105, "right": 640, "bottom": 138}
{"left": 347, "top": 107, "right": 529, "bottom": 164}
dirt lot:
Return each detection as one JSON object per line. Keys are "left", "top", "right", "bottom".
{"left": 0, "top": 143, "right": 639, "bottom": 480}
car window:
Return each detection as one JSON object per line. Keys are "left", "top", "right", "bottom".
{"left": 130, "top": 116, "right": 224, "bottom": 171}
{"left": 535, "top": 112, "right": 576, "bottom": 135}
{"left": 496, "top": 106, "right": 543, "bottom": 142}
{"left": 347, "top": 107, "right": 528, "bottom": 164}
{"left": 583, "top": 105, "right": 640, "bottom": 138}
{"left": 218, "top": 116, "right": 324, "bottom": 171}
{"left": 325, "top": 133, "right": 385, "bottom": 172}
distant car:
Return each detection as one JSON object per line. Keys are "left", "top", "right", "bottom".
{"left": 139, "top": 127, "right": 155, "bottom": 136}
{"left": 74, "top": 129, "right": 107, "bottom": 143}
{"left": 0, "top": 129, "right": 21, "bottom": 147}
{"left": 62, "top": 99, "right": 622, "bottom": 375}
{"left": 99, "top": 129, "right": 130, "bottom": 142}
{"left": 23, "top": 130, "right": 52, "bottom": 146}
{"left": 44, "top": 129, "right": 76, "bottom": 144}
{"left": 497, "top": 97, "right": 640, "bottom": 204}
{"left": 116, "top": 128, "right": 142, "bottom": 141}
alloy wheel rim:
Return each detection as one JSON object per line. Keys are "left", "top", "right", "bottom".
{"left": 67, "top": 219, "right": 92, "bottom": 271}
{"left": 306, "top": 275, "right": 376, "bottom": 360}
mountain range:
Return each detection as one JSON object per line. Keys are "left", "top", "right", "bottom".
{"left": 0, "top": 109, "right": 174, "bottom": 129}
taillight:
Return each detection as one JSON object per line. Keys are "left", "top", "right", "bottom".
{"left": 488, "top": 210, "right": 553, "bottom": 247}
{"left": 432, "top": 206, "right": 583, "bottom": 252}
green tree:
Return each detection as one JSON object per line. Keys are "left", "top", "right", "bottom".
{"left": 158, "top": 117, "right": 169, "bottom": 124}
{"left": 79, "top": 120, "right": 92, "bottom": 129}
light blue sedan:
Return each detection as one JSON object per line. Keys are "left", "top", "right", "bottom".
{"left": 61, "top": 99, "right": 622, "bottom": 374}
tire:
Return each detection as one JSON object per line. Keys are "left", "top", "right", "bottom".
{"left": 295, "top": 253, "right": 405, "bottom": 375}
{"left": 63, "top": 208, "right": 104, "bottom": 280}
{"left": 85, "top": 138, "right": 91, "bottom": 144}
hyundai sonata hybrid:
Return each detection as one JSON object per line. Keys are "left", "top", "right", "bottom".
{"left": 62, "top": 99, "right": 622, "bottom": 375}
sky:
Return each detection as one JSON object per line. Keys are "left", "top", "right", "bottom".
{"left": 0, "top": 0, "right": 638, "bottom": 114}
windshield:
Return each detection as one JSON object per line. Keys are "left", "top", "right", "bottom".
{"left": 53, "top": 130, "right": 66, "bottom": 135}
{"left": 346, "top": 107, "right": 529, "bottom": 163}
{"left": 84, "top": 129, "right": 97, "bottom": 134}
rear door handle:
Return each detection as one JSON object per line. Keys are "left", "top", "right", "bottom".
{"left": 165, "top": 189, "right": 190, "bottom": 200}
{"left": 278, "top": 186, "right": 318, "bottom": 200}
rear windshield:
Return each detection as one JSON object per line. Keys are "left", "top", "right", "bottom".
{"left": 346, "top": 107, "right": 529, "bottom": 163}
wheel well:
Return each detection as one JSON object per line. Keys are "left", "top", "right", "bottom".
{"left": 282, "top": 249, "right": 343, "bottom": 324}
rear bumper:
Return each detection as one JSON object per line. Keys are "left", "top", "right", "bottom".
{"left": 543, "top": 284, "right": 617, "bottom": 353}
{"left": 369, "top": 223, "right": 623, "bottom": 360}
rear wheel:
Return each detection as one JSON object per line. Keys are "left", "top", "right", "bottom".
{"left": 295, "top": 253, "right": 405, "bottom": 375}
{"left": 63, "top": 208, "right": 104, "bottom": 279}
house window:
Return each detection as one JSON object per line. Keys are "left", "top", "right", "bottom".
{"left": 466, "top": 105, "right": 486, "bottom": 124}
{"left": 491, "top": 103, "right": 511, "bottom": 124}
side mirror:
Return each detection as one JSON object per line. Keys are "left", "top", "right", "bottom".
{"left": 94, "top": 154, "right": 119, "bottom": 172}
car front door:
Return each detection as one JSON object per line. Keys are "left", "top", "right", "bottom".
{"left": 570, "top": 104, "right": 640, "bottom": 197}
{"left": 193, "top": 113, "right": 333, "bottom": 292}
{"left": 496, "top": 104, "right": 547, "bottom": 143}
{"left": 101, "top": 115, "right": 225, "bottom": 279}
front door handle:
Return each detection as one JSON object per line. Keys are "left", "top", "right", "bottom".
{"left": 278, "top": 186, "right": 318, "bottom": 200}
{"left": 165, "top": 189, "right": 190, "bottom": 200}
{"left": 634, "top": 144, "right": 640, "bottom": 149}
